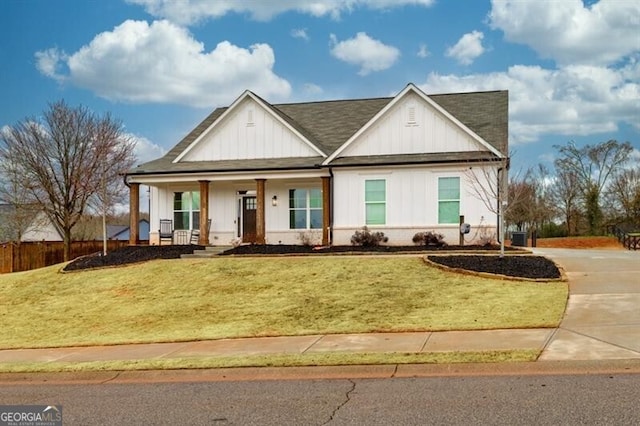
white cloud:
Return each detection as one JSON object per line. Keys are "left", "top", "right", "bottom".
{"left": 329, "top": 32, "right": 400, "bottom": 76}
{"left": 35, "top": 48, "right": 67, "bottom": 83}
{"left": 419, "top": 62, "right": 639, "bottom": 144}
{"left": 417, "top": 43, "right": 429, "bottom": 58}
{"left": 302, "top": 83, "right": 324, "bottom": 96}
{"left": 34, "top": 20, "right": 291, "bottom": 107}
{"left": 129, "top": 133, "right": 166, "bottom": 164}
{"left": 291, "top": 28, "right": 309, "bottom": 41}
{"left": 128, "top": 0, "right": 435, "bottom": 25}
{"left": 489, "top": 0, "right": 640, "bottom": 66}
{"left": 445, "top": 31, "right": 485, "bottom": 65}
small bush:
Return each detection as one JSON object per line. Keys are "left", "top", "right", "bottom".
{"left": 412, "top": 231, "right": 447, "bottom": 247}
{"left": 298, "top": 230, "right": 321, "bottom": 247}
{"left": 477, "top": 225, "right": 497, "bottom": 246}
{"left": 351, "top": 226, "right": 388, "bottom": 246}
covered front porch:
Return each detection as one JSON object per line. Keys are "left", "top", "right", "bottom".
{"left": 127, "top": 172, "right": 332, "bottom": 247}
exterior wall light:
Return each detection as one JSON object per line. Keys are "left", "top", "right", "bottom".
{"left": 272, "top": 195, "right": 278, "bottom": 206}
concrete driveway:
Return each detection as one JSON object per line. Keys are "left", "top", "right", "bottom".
{"left": 532, "top": 248, "right": 640, "bottom": 361}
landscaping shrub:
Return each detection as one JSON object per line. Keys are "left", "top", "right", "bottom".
{"left": 350, "top": 226, "right": 388, "bottom": 246}
{"left": 297, "top": 230, "right": 321, "bottom": 246}
{"left": 412, "top": 231, "right": 447, "bottom": 247}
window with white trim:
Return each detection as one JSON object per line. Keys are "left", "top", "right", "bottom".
{"left": 438, "top": 177, "right": 460, "bottom": 224}
{"left": 174, "top": 191, "right": 200, "bottom": 230}
{"left": 365, "top": 179, "right": 386, "bottom": 225}
{"left": 289, "top": 189, "right": 322, "bottom": 229}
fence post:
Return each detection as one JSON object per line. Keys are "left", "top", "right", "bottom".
{"left": 12, "top": 243, "right": 17, "bottom": 273}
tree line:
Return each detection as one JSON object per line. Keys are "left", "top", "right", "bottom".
{"left": 505, "top": 140, "right": 638, "bottom": 237}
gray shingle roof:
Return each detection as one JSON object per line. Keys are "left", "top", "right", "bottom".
{"left": 128, "top": 88, "right": 507, "bottom": 176}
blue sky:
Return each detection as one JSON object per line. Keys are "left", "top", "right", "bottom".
{"left": 2, "top": 0, "right": 639, "bottom": 172}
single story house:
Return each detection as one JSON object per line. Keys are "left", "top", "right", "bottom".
{"left": 125, "top": 83, "right": 508, "bottom": 246}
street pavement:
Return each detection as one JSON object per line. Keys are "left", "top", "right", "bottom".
{"left": 0, "top": 248, "right": 638, "bottom": 372}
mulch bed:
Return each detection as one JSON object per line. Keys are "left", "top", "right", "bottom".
{"left": 62, "top": 244, "right": 561, "bottom": 280}
{"left": 219, "top": 244, "right": 519, "bottom": 255}
{"left": 63, "top": 245, "right": 204, "bottom": 271}
{"left": 427, "top": 255, "right": 561, "bottom": 280}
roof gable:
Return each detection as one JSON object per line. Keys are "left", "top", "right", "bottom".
{"left": 128, "top": 85, "right": 507, "bottom": 176}
{"left": 324, "top": 84, "right": 504, "bottom": 164}
{"left": 175, "top": 91, "right": 325, "bottom": 163}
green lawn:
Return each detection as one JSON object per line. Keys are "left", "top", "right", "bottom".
{"left": 0, "top": 257, "right": 568, "bottom": 350}
{"left": 0, "top": 350, "right": 540, "bottom": 374}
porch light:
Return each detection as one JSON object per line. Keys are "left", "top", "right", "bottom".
{"left": 272, "top": 195, "right": 278, "bottom": 206}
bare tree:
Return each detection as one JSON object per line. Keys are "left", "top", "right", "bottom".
{"left": 554, "top": 140, "right": 633, "bottom": 235}
{"left": 89, "top": 119, "right": 137, "bottom": 255}
{"left": 504, "top": 177, "right": 536, "bottom": 231}
{"left": 606, "top": 168, "right": 640, "bottom": 226}
{"left": 547, "top": 168, "right": 582, "bottom": 236}
{"left": 0, "top": 101, "right": 136, "bottom": 260}
{"left": 526, "top": 163, "right": 558, "bottom": 235}
{"left": 465, "top": 158, "right": 531, "bottom": 256}
{"left": 0, "top": 151, "right": 39, "bottom": 242}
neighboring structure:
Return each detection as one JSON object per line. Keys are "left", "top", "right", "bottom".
{"left": 106, "top": 219, "right": 150, "bottom": 241}
{"left": 126, "top": 83, "right": 508, "bottom": 246}
{"left": 0, "top": 205, "right": 63, "bottom": 243}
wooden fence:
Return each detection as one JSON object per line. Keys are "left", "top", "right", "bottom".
{"left": 0, "top": 240, "right": 131, "bottom": 274}
{"left": 608, "top": 224, "right": 640, "bottom": 251}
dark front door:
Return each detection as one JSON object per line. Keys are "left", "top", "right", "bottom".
{"left": 242, "top": 197, "right": 257, "bottom": 243}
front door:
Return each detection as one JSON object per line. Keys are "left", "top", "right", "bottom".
{"left": 242, "top": 196, "right": 257, "bottom": 243}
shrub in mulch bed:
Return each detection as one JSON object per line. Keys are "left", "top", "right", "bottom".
{"left": 427, "top": 255, "right": 561, "bottom": 280}
{"left": 63, "top": 245, "right": 204, "bottom": 271}
{"left": 220, "top": 244, "right": 518, "bottom": 256}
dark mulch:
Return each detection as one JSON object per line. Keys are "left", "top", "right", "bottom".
{"left": 220, "top": 244, "right": 519, "bottom": 255}
{"left": 63, "top": 245, "right": 204, "bottom": 271}
{"left": 427, "top": 255, "right": 561, "bottom": 280}
{"left": 62, "top": 244, "right": 560, "bottom": 280}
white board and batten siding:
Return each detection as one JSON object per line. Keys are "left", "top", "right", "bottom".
{"left": 331, "top": 165, "right": 498, "bottom": 246}
{"left": 340, "top": 92, "right": 487, "bottom": 157}
{"left": 148, "top": 180, "right": 326, "bottom": 246}
{"left": 180, "top": 98, "right": 319, "bottom": 162}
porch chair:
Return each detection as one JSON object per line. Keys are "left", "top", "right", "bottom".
{"left": 190, "top": 218, "right": 212, "bottom": 245}
{"left": 159, "top": 219, "right": 174, "bottom": 245}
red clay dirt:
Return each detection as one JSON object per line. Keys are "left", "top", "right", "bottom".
{"left": 532, "top": 236, "right": 622, "bottom": 250}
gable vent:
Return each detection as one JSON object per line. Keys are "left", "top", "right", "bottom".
{"left": 407, "top": 105, "right": 417, "bottom": 125}
{"left": 247, "top": 109, "right": 254, "bottom": 127}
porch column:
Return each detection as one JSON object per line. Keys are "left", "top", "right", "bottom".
{"left": 128, "top": 182, "right": 140, "bottom": 245}
{"left": 322, "top": 176, "right": 331, "bottom": 246}
{"left": 198, "top": 180, "right": 210, "bottom": 245}
{"left": 256, "top": 178, "right": 266, "bottom": 244}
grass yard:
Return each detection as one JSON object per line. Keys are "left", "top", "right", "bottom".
{"left": 0, "top": 257, "right": 568, "bottom": 350}
{"left": 0, "top": 350, "right": 540, "bottom": 374}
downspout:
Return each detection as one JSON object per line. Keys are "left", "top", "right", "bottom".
{"left": 497, "top": 166, "right": 502, "bottom": 245}
{"left": 329, "top": 167, "right": 334, "bottom": 246}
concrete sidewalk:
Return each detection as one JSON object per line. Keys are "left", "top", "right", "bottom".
{"left": 0, "top": 248, "right": 638, "bottom": 369}
{"left": 0, "top": 329, "right": 555, "bottom": 365}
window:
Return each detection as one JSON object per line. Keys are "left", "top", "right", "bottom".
{"left": 365, "top": 179, "right": 386, "bottom": 225}
{"left": 438, "top": 177, "right": 460, "bottom": 224}
{"left": 289, "top": 189, "right": 322, "bottom": 229}
{"left": 174, "top": 191, "right": 200, "bottom": 230}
